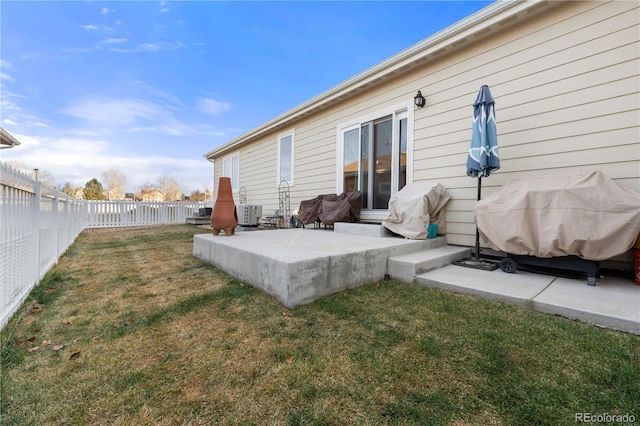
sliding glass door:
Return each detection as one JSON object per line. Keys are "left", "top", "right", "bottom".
{"left": 341, "top": 108, "right": 408, "bottom": 211}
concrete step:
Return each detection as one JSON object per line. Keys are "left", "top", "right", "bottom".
{"left": 387, "top": 245, "right": 471, "bottom": 282}
{"left": 334, "top": 222, "right": 393, "bottom": 238}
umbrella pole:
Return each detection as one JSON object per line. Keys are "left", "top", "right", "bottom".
{"left": 475, "top": 177, "right": 482, "bottom": 259}
{"left": 455, "top": 175, "right": 497, "bottom": 270}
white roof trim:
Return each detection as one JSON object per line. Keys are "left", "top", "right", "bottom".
{"left": 0, "top": 127, "right": 22, "bottom": 149}
{"left": 205, "top": 0, "right": 553, "bottom": 159}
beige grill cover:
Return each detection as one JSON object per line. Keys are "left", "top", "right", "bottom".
{"left": 475, "top": 171, "right": 640, "bottom": 260}
{"left": 383, "top": 182, "right": 450, "bottom": 239}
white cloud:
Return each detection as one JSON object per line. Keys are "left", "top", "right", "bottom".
{"left": 20, "top": 52, "right": 46, "bottom": 60}
{"left": 108, "top": 41, "right": 183, "bottom": 53}
{"left": 61, "top": 97, "right": 168, "bottom": 127}
{"left": 1, "top": 133, "right": 212, "bottom": 191}
{"left": 78, "top": 24, "right": 115, "bottom": 33}
{"left": 102, "top": 38, "right": 127, "bottom": 45}
{"left": 132, "top": 81, "right": 184, "bottom": 108}
{"left": 141, "top": 41, "right": 182, "bottom": 51}
{"left": 0, "top": 60, "right": 14, "bottom": 81}
{"left": 3, "top": 119, "right": 17, "bottom": 125}
{"left": 1, "top": 94, "right": 22, "bottom": 112}
{"left": 59, "top": 96, "right": 226, "bottom": 138}
{"left": 101, "top": 7, "right": 114, "bottom": 15}
{"left": 196, "top": 98, "right": 231, "bottom": 115}
{"left": 138, "top": 43, "right": 160, "bottom": 52}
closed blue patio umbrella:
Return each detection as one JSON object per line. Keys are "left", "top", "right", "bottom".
{"left": 467, "top": 85, "right": 500, "bottom": 178}
{"left": 466, "top": 85, "right": 500, "bottom": 260}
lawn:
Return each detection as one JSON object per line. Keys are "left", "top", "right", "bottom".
{"left": 1, "top": 225, "right": 638, "bottom": 425}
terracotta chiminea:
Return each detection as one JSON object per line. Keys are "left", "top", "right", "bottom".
{"left": 210, "top": 177, "right": 238, "bottom": 235}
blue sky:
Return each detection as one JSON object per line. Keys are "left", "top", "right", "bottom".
{"left": 1, "top": 1, "right": 491, "bottom": 194}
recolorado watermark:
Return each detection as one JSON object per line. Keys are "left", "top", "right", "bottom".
{"left": 575, "top": 412, "right": 636, "bottom": 423}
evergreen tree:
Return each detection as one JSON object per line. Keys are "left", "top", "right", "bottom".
{"left": 83, "top": 178, "right": 106, "bottom": 200}
{"left": 62, "top": 182, "right": 75, "bottom": 197}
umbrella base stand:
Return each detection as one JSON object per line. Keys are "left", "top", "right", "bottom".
{"left": 454, "top": 218, "right": 499, "bottom": 271}
{"left": 453, "top": 257, "right": 499, "bottom": 271}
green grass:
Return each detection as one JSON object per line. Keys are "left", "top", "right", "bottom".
{"left": 1, "top": 225, "right": 638, "bottom": 425}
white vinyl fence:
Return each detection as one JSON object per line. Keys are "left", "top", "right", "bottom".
{"left": 1, "top": 162, "right": 205, "bottom": 329}
{"left": 86, "top": 200, "right": 203, "bottom": 228}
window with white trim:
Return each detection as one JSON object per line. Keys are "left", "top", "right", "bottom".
{"left": 277, "top": 130, "right": 294, "bottom": 186}
{"left": 222, "top": 153, "right": 239, "bottom": 191}
{"left": 338, "top": 106, "right": 411, "bottom": 211}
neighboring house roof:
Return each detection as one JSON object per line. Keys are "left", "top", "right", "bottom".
{"left": 0, "top": 127, "right": 21, "bottom": 149}
{"left": 204, "top": 0, "right": 555, "bottom": 160}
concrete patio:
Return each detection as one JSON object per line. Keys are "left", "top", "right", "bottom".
{"left": 193, "top": 225, "right": 640, "bottom": 335}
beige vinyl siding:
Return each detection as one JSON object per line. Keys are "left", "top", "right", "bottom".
{"left": 211, "top": 1, "right": 638, "bottom": 251}
{"left": 409, "top": 1, "right": 639, "bottom": 246}
{"left": 214, "top": 117, "right": 339, "bottom": 215}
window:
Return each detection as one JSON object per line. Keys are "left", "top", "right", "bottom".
{"left": 338, "top": 106, "right": 411, "bottom": 211}
{"left": 277, "top": 130, "right": 294, "bottom": 186}
{"left": 223, "top": 153, "right": 239, "bottom": 191}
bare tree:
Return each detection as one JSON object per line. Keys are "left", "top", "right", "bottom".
{"left": 190, "top": 190, "right": 206, "bottom": 202}
{"left": 102, "top": 169, "right": 127, "bottom": 201}
{"left": 156, "top": 175, "right": 181, "bottom": 201}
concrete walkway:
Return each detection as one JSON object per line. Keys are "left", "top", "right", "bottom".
{"left": 417, "top": 265, "right": 640, "bottom": 335}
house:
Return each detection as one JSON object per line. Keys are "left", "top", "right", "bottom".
{"left": 140, "top": 189, "right": 165, "bottom": 202}
{"left": 204, "top": 1, "right": 639, "bottom": 252}
{"left": 105, "top": 188, "right": 126, "bottom": 201}
{"left": 73, "top": 187, "right": 85, "bottom": 199}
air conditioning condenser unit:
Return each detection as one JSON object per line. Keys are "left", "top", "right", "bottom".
{"left": 238, "top": 204, "right": 262, "bottom": 226}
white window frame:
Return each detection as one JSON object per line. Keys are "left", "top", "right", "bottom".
{"left": 222, "top": 152, "right": 240, "bottom": 192}
{"left": 277, "top": 129, "right": 295, "bottom": 187}
{"left": 336, "top": 101, "right": 413, "bottom": 220}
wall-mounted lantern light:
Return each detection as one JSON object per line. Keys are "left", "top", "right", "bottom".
{"left": 414, "top": 91, "right": 426, "bottom": 108}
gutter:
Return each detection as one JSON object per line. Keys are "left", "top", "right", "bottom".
{"left": 0, "top": 127, "right": 22, "bottom": 149}
{"left": 204, "top": 0, "right": 554, "bottom": 159}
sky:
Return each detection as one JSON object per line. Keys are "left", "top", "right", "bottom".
{"left": 1, "top": 0, "right": 492, "bottom": 195}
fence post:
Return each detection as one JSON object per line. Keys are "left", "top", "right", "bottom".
{"left": 63, "top": 195, "right": 70, "bottom": 250}
{"left": 32, "top": 180, "right": 41, "bottom": 284}
{"left": 53, "top": 190, "right": 60, "bottom": 258}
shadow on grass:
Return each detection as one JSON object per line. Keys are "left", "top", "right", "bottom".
{"left": 109, "top": 279, "right": 259, "bottom": 339}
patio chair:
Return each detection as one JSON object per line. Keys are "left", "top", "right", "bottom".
{"left": 298, "top": 191, "right": 361, "bottom": 228}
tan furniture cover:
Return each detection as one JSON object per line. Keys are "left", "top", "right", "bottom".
{"left": 383, "top": 182, "right": 450, "bottom": 239}
{"left": 475, "top": 171, "right": 640, "bottom": 260}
